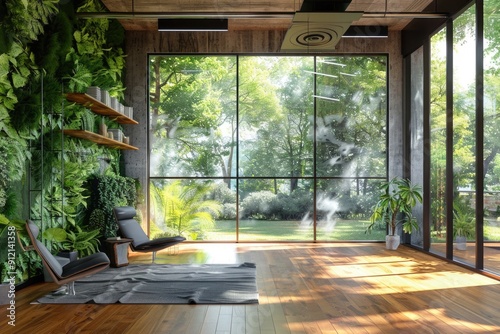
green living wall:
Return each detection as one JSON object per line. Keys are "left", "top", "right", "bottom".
{"left": 0, "top": 0, "right": 136, "bottom": 284}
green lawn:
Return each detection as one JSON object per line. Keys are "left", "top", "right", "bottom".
{"left": 187, "top": 218, "right": 500, "bottom": 242}
{"left": 202, "top": 219, "right": 386, "bottom": 241}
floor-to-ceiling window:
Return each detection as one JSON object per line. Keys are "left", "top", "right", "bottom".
{"left": 429, "top": 28, "right": 447, "bottom": 256}
{"left": 424, "top": 5, "right": 479, "bottom": 264}
{"left": 452, "top": 6, "right": 476, "bottom": 265}
{"left": 314, "top": 57, "right": 387, "bottom": 241}
{"left": 148, "top": 55, "right": 387, "bottom": 241}
{"left": 148, "top": 56, "right": 238, "bottom": 241}
{"left": 411, "top": 2, "right": 500, "bottom": 275}
{"left": 483, "top": 0, "right": 500, "bottom": 274}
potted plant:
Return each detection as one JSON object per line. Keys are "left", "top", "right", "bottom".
{"left": 452, "top": 200, "right": 475, "bottom": 251}
{"left": 43, "top": 226, "right": 101, "bottom": 260}
{"left": 367, "top": 177, "right": 423, "bottom": 250}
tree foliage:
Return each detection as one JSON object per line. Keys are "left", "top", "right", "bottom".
{"left": 151, "top": 181, "right": 222, "bottom": 239}
{"left": 150, "top": 55, "right": 386, "bottom": 199}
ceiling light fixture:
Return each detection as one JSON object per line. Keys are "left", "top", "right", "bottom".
{"left": 343, "top": 25, "right": 388, "bottom": 38}
{"left": 158, "top": 18, "right": 228, "bottom": 31}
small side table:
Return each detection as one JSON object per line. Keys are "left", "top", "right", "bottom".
{"left": 104, "top": 238, "right": 133, "bottom": 267}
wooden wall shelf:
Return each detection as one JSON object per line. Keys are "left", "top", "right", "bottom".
{"left": 66, "top": 93, "right": 138, "bottom": 125}
{"left": 63, "top": 130, "right": 138, "bottom": 150}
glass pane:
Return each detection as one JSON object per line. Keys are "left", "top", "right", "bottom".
{"left": 149, "top": 56, "right": 237, "bottom": 177}
{"left": 238, "top": 56, "right": 314, "bottom": 177}
{"left": 238, "top": 178, "right": 314, "bottom": 241}
{"left": 430, "top": 29, "right": 447, "bottom": 256}
{"left": 316, "top": 178, "right": 385, "bottom": 241}
{"left": 148, "top": 55, "right": 387, "bottom": 242}
{"left": 408, "top": 46, "right": 425, "bottom": 248}
{"left": 484, "top": 0, "right": 500, "bottom": 274}
{"left": 453, "top": 7, "right": 476, "bottom": 265}
{"left": 315, "top": 56, "right": 387, "bottom": 178}
{"left": 150, "top": 179, "right": 236, "bottom": 241}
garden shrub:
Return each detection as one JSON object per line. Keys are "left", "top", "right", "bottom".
{"left": 351, "top": 194, "right": 378, "bottom": 219}
{"left": 221, "top": 203, "right": 237, "bottom": 220}
{"left": 240, "top": 191, "right": 277, "bottom": 219}
{"left": 270, "top": 190, "right": 313, "bottom": 220}
{"left": 211, "top": 182, "right": 236, "bottom": 204}
{"left": 335, "top": 196, "right": 360, "bottom": 219}
{"left": 152, "top": 229, "right": 179, "bottom": 239}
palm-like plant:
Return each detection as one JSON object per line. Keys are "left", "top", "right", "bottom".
{"left": 453, "top": 200, "right": 475, "bottom": 239}
{"left": 153, "top": 181, "right": 222, "bottom": 238}
{"left": 368, "top": 177, "right": 423, "bottom": 235}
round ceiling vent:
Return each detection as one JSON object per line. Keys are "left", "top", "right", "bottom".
{"left": 282, "top": 23, "right": 343, "bottom": 51}
{"left": 296, "top": 30, "right": 335, "bottom": 47}
{"left": 281, "top": 12, "right": 364, "bottom": 52}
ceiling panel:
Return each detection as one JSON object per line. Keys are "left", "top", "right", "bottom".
{"left": 97, "top": 0, "right": 440, "bottom": 31}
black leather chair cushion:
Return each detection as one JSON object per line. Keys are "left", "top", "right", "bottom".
{"left": 27, "top": 221, "right": 64, "bottom": 277}
{"left": 134, "top": 236, "right": 186, "bottom": 250}
{"left": 117, "top": 218, "right": 150, "bottom": 248}
{"left": 36, "top": 239, "right": 64, "bottom": 278}
{"left": 26, "top": 220, "right": 110, "bottom": 281}
{"left": 61, "top": 252, "right": 110, "bottom": 277}
{"left": 113, "top": 206, "right": 186, "bottom": 252}
{"left": 113, "top": 206, "right": 137, "bottom": 220}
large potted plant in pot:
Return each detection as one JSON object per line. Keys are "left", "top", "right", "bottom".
{"left": 367, "top": 177, "right": 423, "bottom": 250}
{"left": 452, "top": 200, "right": 475, "bottom": 251}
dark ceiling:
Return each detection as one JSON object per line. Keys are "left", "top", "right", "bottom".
{"left": 94, "top": 0, "right": 465, "bottom": 32}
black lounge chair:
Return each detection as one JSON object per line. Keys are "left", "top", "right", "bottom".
{"left": 113, "top": 206, "right": 186, "bottom": 262}
{"left": 26, "top": 220, "right": 110, "bottom": 295}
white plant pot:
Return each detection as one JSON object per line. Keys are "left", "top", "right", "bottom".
{"left": 0, "top": 284, "right": 11, "bottom": 305}
{"left": 86, "top": 86, "right": 101, "bottom": 100}
{"left": 101, "top": 90, "right": 111, "bottom": 106}
{"left": 455, "top": 236, "right": 467, "bottom": 251}
{"left": 386, "top": 235, "right": 400, "bottom": 250}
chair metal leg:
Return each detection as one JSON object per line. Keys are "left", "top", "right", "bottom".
{"left": 53, "top": 284, "right": 69, "bottom": 295}
{"left": 68, "top": 281, "right": 76, "bottom": 295}
{"left": 152, "top": 251, "right": 156, "bottom": 263}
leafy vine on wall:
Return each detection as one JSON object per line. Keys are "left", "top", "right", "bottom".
{"left": 0, "top": 0, "right": 131, "bottom": 283}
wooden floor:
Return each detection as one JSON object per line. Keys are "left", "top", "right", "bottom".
{"left": 4, "top": 243, "right": 500, "bottom": 334}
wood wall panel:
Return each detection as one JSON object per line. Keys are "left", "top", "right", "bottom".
{"left": 150, "top": 31, "right": 288, "bottom": 54}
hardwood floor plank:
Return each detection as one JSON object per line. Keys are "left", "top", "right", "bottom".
{"left": 231, "top": 306, "right": 246, "bottom": 333}
{"left": 245, "top": 304, "right": 261, "bottom": 333}
{"left": 185, "top": 305, "right": 209, "bottom": 334}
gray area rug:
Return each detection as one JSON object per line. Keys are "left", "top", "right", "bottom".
{"left": 34, "top": 263, "right": 258, "bottom": 304}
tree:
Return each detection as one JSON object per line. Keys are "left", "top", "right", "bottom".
{"left": 149, "top": 55, "right": 388, "bottom": 203}
{"left": 149, "top": 56, "right": 237, "bottom": 184}
{"left": 239, "top": 57, "right": 313, "bottom": 193}
{"left": 149, "top": 56, "right": 284, "bottom": 189}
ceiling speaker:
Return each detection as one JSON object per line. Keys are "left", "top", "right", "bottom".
{"left": 281, "top": 12, "right": 363, "bottom": 52}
